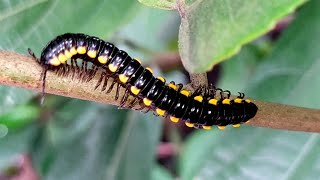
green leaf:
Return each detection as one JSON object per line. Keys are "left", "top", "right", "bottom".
{"left": 180, "top": 0, "right": 320, "bottom": 179}
{"left": 178, "top": 0, "right": 307, "bottom": 72}
{"left": 0, "top": 0, "right": 139, "bottom": 54}
{"left": 31, "top": 100, "right": 162, "bottom": 180}
{"left": 247, "top": 0, "right": 320, "bottom": 108}
{"left": 119, "top": 7, "right": 179, "bottom": 53}
{"left": 0, "top": 104, "right": 39, "bottom": 130}
{"left": 181, "top": 127, "right": 320, "bottom": 180}
{"left": 0, "top": 0, "right": 139, "bottom": 114}
{"left": 217, "top": 44, "right": 262, "bottom": 92}
{"left": 138, "top": 0, "right": 176, "bottom": 10}
{"left": 0, "top": 125, "right": 39, "bottom": 170}
{"left": 152, "top": 164, "right": 174, "bottom": 180}
{"left": 0, "top": 86, "right": 35, "bottom": 115}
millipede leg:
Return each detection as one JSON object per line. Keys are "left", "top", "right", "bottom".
{"left": 72, "top": 58, "right": 80, "bottom": 73}
{"left": 78, "top": 60, "right": 86, "bottom": 79}
{"left": 237, "top": 92, "right": 245, "bottom": 99}
{"left": 84, "top": 60, "right": 89, "bottom": 78}
{"left": 65, "top": 64, "right": 71, "bottom": 77}
{"left": 152, "top": 111, "right": 159, "bottom": 117}
{"left": 40, "top": 67, "right": 49, "bottom": 105}
{"left": 66, "top": 64, "right": 71, "bottom": 76}
{"left": 83, "top": 66, "right": 94, "bottom": 82}
{"left": 190, "top": 86, "right": 204, "bottom": 98}
{"left": 114, "top": 82, "right": 121, "bottom": 100}
{"left": 87, "top": 66, "right": 98, "bottom": 82}
{"left": 176, "top": 83, "right": 184, "bottom": 92}
{"left": 216, "top": 88, "right": 223, "bottom": 99}
{"left": 223, "top": 90, "right": 231, "bottom": 99}
{"left": 106, "top": 79, "right": 116, "bottom": 94}
{"left": 70, "top": 59, "right": 77, "bottom": 79}
{"left": 209, "top": 86, "right": 217, "bottom": 97}
{"left": 84, "top": 69, "right": 91, "bottom": 82}
{"left": 80, "top": 60, "right": 85, "bottom": 72}
{"left": 140, "top": 105, "right": 151, "bottom": 113}
{"left": 204, "top": 86, "right": 217, "bottom": 100}
{"left": 61, "top": 64, "right": 67, "bottom": 76}
{"left": 57, "top": 66, "right": 64, "bottom": 77}
{"left": 128, "top": 97, "right": 140, "bottom": 109}
{"left": 135, "top": 100, "right": 147, "bottom": 112}
{"left": 101, "top": 74, "right": 110, "bottom": 92}
{"left": 80, "top": 61, "right": 89, "bottom": 82}
{"left": 120, "top": 88, "right": 131, "bottom": 108}
{"left": 84, "top": 60, "right": 88, "bottom": 72}
{"left": 193, "top": 124, "right": 201, "bottom": 129}
{"left": 202, "top": 87, "right": 210, "bottom": 100}
{"left": 95, "top": 71, "right": 105, "bottom": 90}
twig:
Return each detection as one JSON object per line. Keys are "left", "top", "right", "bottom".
{"left": 189, "top": 73, "right": 208, "bottom": 89}
{"left": 1, "top": 50, "right": 320, "bottom": 133}
{"left": 250, "top": 100, "right": 320, "bottom": 133}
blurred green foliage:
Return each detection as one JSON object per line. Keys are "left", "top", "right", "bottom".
{"left": 1, "top": 0, "right": 319, "bottom": 180}
{"left": 0, "top": 104, "right": 39, "bottom": 130}
{"left": 140, "top": 0, "right": 307, "bottom": 72}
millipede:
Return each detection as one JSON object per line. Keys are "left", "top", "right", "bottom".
{"left": 28, "top": 33, "right": 258, "bottom": 130}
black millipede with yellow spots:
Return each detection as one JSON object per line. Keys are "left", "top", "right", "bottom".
{"left": 28, "top": 33, "right": 258, "bottom": 130}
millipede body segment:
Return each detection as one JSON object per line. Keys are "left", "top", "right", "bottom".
{"left": 28, "top": 33, "right": 258, "bottom": 130}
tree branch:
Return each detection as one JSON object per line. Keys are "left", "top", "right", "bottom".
{"left": 1, "top": 50, "right": 320, "bottom": 133}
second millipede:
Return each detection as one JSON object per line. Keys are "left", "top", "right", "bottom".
{"left": 28, "top": 33, "right": 258, "bottom": 130}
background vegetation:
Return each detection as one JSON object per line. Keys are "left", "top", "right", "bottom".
{"left": 0, "top": 0, "right": 319, "bottom": 179}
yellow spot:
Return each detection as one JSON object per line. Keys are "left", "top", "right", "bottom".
{"left": 77, "top": 46, "right": 86, "bottom": 54}
{"left": 232, "top": 124, "right": 241, "bottom": 128}
{"left": 245, "top": 99, "right": 251, "bottom": 103}
{"left": 156, "top": 108, "right": 165, "bottom": 116}
{"left": 70, "top": 47, "right": 77, "bottom": 55}
{"left": 49, "top": 57, "right": 61, "bottom": 66}
{"left": 245, "top": 120, "right": 251, "bottom": 124}
{"left": 135, "top": 58, "right": 142, "bottom": 64}
{"left": 202, "top": 126, "right": 212, "bottom": 130}
{"left": 180, "top": 90, "right": 190, "bottom": 97}
{"left": 170, "top": 116, "right": 179, "bottom": 123}
{"left": 143, "top": 98, "right": 152, "bottom": 106}
{"left": 222, "top": 99, "right": 231, "bottom": 105}
{"left": 87, "top": 50, "right": 97, "bottom": 58}
{"left": 130, "top": 86, "right": 140, "bottom": 95}
{"left": 218, "top": 126, "right": 226, "bottom": 130}
{"left": 194, "top": 96, "right": 203, "bottom": 102}
{"left": 98, "top": 56, "right": 108, "bottom": 64}
{"left": 185, "top": 122, "right": 194, "bottom": 128}
{"left": 64, "top": 50, "right": 73, "bottom": 58}
{"left": 234, "top": 98, "right": 242, "bottom": 103}
{"left": 58, "top": 53, "right": 68, "bottom": 63}
{"left": 157, "top": 76, "right": 165, "bottom": 83}
{"left": 145, "top": 67, "right": 153, "bottom": 74}
{"left": 209, "top": 99, "right": 218, "bottom": 105}
{"left": 108, "top": 64, "right": 118, "bottom": 72}
{"left": 168, "top": 83, "right": 177, "bottom": 90}
{"left": 119, "top": 74, "right": 129, "bottom": 83}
